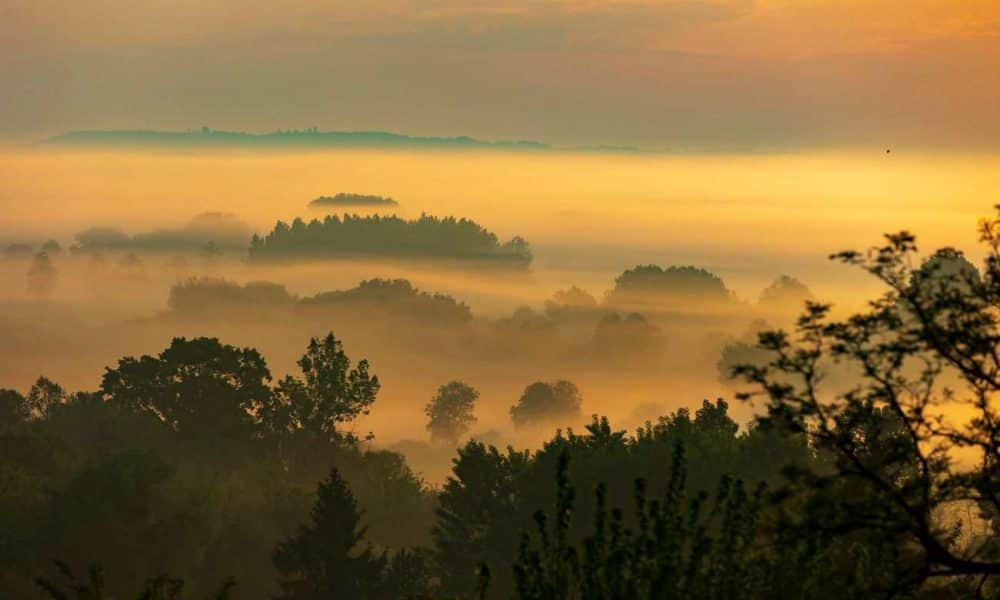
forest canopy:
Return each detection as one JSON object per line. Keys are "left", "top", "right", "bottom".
{"left": 309, "top": 193, "right": 398, "bottom": 208}
{"left": 72, "top": 213, "right": 252, "bottom": 253}
{"left": 248, "top": 213, "right": 532, "bottom": 266}
{"left": 604, "top": 264, "right": 733, "bottom": 310}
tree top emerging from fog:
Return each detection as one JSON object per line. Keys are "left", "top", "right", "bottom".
{"left": 249, "top": 213, "right": 531, "bottom": 267}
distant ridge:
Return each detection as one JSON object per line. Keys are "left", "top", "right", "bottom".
{"left": 44, "top": 127, "right": 640, "bottom": 153}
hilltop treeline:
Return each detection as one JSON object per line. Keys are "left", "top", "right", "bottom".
{"left": 309, "top": 193, "right": 398, "bottom": 208}
{"left": 248, "top": 214, "right": 532, "bottom": 266}
{"left": 47, "top": 128, "right": 550, "bottom": 150}
{"left": 11, "top": 212, "right": 532, "bottom": 269}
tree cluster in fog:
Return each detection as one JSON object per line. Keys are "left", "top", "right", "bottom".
{"left": 309, "top": 193, "right": 398, "bottom": 208}
{"left": 509, "top": 380, "right": 583, "bottom": 429}
{"left": 6, "top": 206, "right": 1000, "bottom": 599}
{"left": 248, "top": 214, "right": 532, "bottom": 267}
{"left": 16, "top": 201, "right": 1000, "bottom": 598}
{"left": 71, "top": 213, "right": 252, "bottom": 254}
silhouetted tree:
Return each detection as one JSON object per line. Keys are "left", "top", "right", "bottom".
{"left": 604, "top": 265, "right": 732, "bottom": 310}
{"left": 262, "top": 333, "right": 379, "bottom": 441}
{"left": 512, "top": 448, "right": 794, "bottom": 599}
{"left": 425, "top": 381, "right": 478, "bottom": 444}
{"left": 434, "top": 442, "right": 530, "bottom": 597}
{"left": 715, "top": 320, "right": 774, "bottom": 384}
{"left": 376, "top": 548, "right": 435, "bottom": 599}
{"left": 73, "top": 213, "right": 251, "bottom": 253}
{"left": 734, "top": 205, "right": 1000, "bottom": 593}
{"left": 302, "top": 279, "right": 472, "bottom": 326}
{"left": 26, "top": 376, "right": 65, "bottom": 419}
{"left": 36, "top": 561, "right": 235, "bottom": 600}
{"left": 248, "top": 213, "right": 532, "bottom": 267}
{"left": 0, "top": 388, "right": 28, "bottom": 429}
{"left": 273, "top": 468, "right": 385, "bottom": 599}
{"left": 100, "top": 337, "right": 272, "bottom": 439}
{"left": 757, "top": 275, "right": 814, "bottom": 312}
{"left": 591, "top": 313, "right": 664, "bottom": 363}
{"left": 167, "top": 278, "right": 295, "bottom": 319}
{"left": 510, "top": 381, "right": 583, "bottom": 429}
{"left": 545, "top": 287, "right": 599, "bottom": 317}
{"left": 309, "top": 193, "right": 398, "bottom": 208}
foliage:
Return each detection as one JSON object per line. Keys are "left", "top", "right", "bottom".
{"left": 0, "top": 339, "right": 430, "bottom": 598}
{"left": 72, "top": 213, "right": 252, "bottom": 254}
{"left": 100, "top": 337, "right": 272, "bottom": 439}
{"left": 248, "top": 213, "right": 532, "bottom": 266}
{"left": 510, "top": 381, "right": 583, "bottom": 429}
{"left": 27, "top": 377, "right": 67, "bottom": 419}
{"left": 544, "top": 287, "right": 599, "bottom": 318}
{"left": 167, "top": 278, "right": 296, "bottom": 318}
{"left": 513, "top": 448, "right": 784, "bottom": 599}
{"left": 309, "top": 193, "right": 398, "bottom": 208}
{"left": 273, "top": 468, "right": 386, "bottom": 599}
{"left": 302, "top": 278, "right": 473, "bottom": 325}
{"left": 425, "top": 381, "right": 479, "bottom": 444}
{"left": 434, "top": 442, "right": 530, "bottom": 597}
{"left": 36, "top": 561, "right": 235, "bottom": 600}
{"left": 0, "top": 388, "right": 29, "bottom": 428}
{"left": 604, "top": 265, "right": 732, "bottom": 309}
{"left": 435, "top": 403, "right": 811, "bottom": 598}
{"left": 757, "top": 275, "right": 814, "bottom": 312}
{"left": 733, "top": 205, "right": 1000, "bottom": 593}
{"left": 262, "top": 333, "right": 380, "bottom": 441}
{"left": 591, "top": 313, "right": 664, "bottom": 363}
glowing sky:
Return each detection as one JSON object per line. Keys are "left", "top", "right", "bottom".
{"left": 2, "top": 0, "right": 998, "bottom": 149}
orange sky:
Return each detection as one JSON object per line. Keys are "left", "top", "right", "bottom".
{"left": 2, "top": 0, "right": 998, "bottom": 149}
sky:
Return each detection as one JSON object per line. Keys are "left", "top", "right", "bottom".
{"left": 2, "top": 0, "right": 999, "bottom": 150}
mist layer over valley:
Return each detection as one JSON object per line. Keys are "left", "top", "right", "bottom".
{"left": 2, "top": 148, "right": 998, "bottom": 480}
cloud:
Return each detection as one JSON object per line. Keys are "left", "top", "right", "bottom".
{"left": 1, "top": 0, "right": 999, "bottom": 149}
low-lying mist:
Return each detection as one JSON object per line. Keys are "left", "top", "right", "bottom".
{"left": 2, "top": 147, "right": 999, "bottom": 482}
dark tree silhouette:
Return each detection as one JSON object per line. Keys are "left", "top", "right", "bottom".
{"left": 510, "top": 381, "right": 583, "bottom": 429}
{"left": 26, "top": 376, "right": 65, "bottom": 419}
{"left": 100, "top": 337, "right": 272, "bottom": 438}
{"left": 36, "top": 561, "right": 235, "bottom": 600}
{"left": 73, "top": 213, "right": 251, "bottom": 253}
{"left": 513, "top": 449, "right": 792, "bottom": 599}
{"left": 167, "top": 278, "right": 295, "bottom": 318}
{"left": 544, "top": 286, "right": 599, "bottom": 318}
{"left": 591, "top": 312, "right": 664, "bottom": 363}
{"left": 425, "top": 381, "right": 479, "bottom": 444}
{"left": 604, "top": 264, "right": 732, "bottom": 310}
{"left": 0, "top": 388, "right": 28, "bottom": 429}
{"left": 262, "top": 333, "right": 379, "bottom": 441}
{"left": 757, "top": 274, "right": 814, "bottom": 312}
{"left": 434, "top": 442, "right": 530, "bottom": 597}
{"left": 273, "top": 468, "right": 385, "bottom": 599}
{"left": 248, "top": 213, "right": 532, "bottom": 267}
{"left": 734, "top": 205, "right": 1000, "bottom": 593}
{"left": 309, "top": 193, "right": 398, "bottom": 208}
{"left": 302, "top": 278, "right": 472, "bottom": 325}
